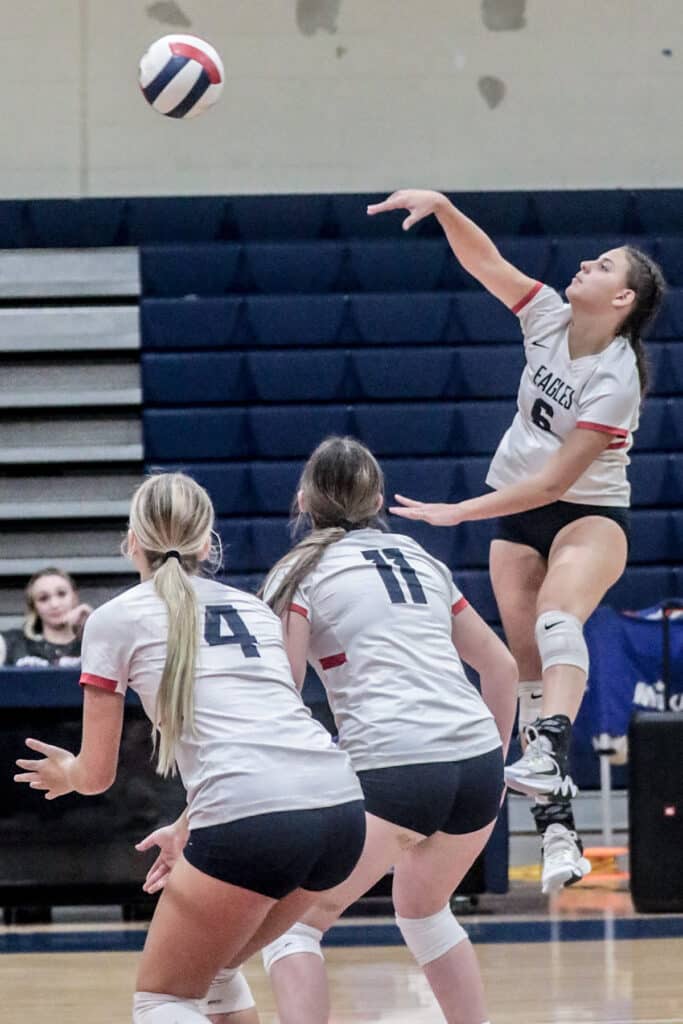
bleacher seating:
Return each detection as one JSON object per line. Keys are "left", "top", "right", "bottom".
{"left": 131, "top": 190, "right": 683, "bottom": 613}
{"left": 1, "top": 191, "right": 679, "bottom": 618}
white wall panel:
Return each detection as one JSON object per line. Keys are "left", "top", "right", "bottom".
{"left": 0, "top": 1, "right": 681, "bottom": 196}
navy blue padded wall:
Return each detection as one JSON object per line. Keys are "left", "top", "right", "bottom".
{"left": 138, "top": 190, "right": 683, "bottom": 623}
{"left": 3, "top": 188, "right": 683, "bottom": 246}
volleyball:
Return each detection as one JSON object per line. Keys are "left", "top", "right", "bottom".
{"left": 139, "top": 34, "right": 224, "bottom": 119}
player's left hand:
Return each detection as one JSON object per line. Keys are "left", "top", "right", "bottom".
{"left": 14, "top": 738, "right": 76, "bottom": 800}
{"left": 389, "top": 494, "right": 465, "bottom": 526}
{"left": 135, "top": 821, "right": 188, "bottom": 894}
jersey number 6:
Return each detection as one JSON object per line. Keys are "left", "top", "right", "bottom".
{"left": 204, "top": 604, "right": 260, "bottom": 658}
{"left": 531, "top": 398, "right": 554, "bottom": 433}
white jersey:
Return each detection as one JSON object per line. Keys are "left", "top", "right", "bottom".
{"left": 265, "top": 528, "right": 500, "bottom": 772}
{"left": 486, "top": 283, "right": 640, "bottom": 507}
{"left": 79, "top": 576, "right": 361, "bottom": 830}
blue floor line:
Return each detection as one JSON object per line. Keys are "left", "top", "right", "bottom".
{"left": 2, "top": 915, "right": 683, "bottom": 954}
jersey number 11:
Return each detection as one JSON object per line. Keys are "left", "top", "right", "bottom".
{"left": 362, "top": 548, "right": 428, "bottom": 605}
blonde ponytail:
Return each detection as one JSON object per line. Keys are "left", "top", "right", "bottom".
{"left": 128, "top": 473, "right": 218, "bottom": 777}
{"left": 152, "top": 556, "right": 200, "bottom": 777}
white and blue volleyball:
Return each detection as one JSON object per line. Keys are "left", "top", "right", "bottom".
{"left": 139, "top": 35, "right": 224, "bottom": 119}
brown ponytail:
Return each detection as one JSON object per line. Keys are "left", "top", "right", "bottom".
{"left": 620, "top": 247, "right": 667, "bottom": 396}
{"left": 261, "top": 437, "right": 385, "bottom": 616}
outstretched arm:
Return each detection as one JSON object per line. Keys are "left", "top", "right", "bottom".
{"left": 367, "top": 190, "right": 536, "bottom": 309}
{"left": 391, "top": 428, "right": 613, "bottom": 526}
{"left": 15, "top": 686, "right": 124, "bottom": 798}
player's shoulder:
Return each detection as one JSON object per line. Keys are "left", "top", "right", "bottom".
{"left": 84, "top": 582, "right": 146, "bottom": 636}
{"left": 378, "top": 530, "right": 451, "bottom": 575}
{"left": 517, "top": 283, "right": 568, "bottom": 321}
{"left": 592, "top": 336, "right": 640, "bottom": 392}
{"left": 201, "top": 576, "right": 279, "bottom": 622}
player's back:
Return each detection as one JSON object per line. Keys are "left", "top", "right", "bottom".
{"left": 284, "top": 528, "right": 500, "bottom": 771}
{"left": 82, "top": 576, "right": 360, "bottom": 829}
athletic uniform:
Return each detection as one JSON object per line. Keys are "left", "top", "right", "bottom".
{"left": 488, "top": 283, "right": 639, "bottom": 890}
{"left": 487, "top": 282, "right": 639, "bottom": 556}
{"left": 265, "top": 528, "right": 504, "bottom": 836}
{"left": 79, "top": 576, "right": 365, "bottom": 899}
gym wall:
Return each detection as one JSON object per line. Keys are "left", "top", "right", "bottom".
{"left": 3, "top": 0, "right": 682, "bottom": 198}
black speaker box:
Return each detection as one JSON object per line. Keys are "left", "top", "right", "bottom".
{"left": 629, "top": 712, "right": 683, "bottom": 913}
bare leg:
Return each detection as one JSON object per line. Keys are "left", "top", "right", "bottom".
{"left": 489, "top": 539, "right": 546, "bottom": 686}
{"left": 539, "top": 517, "right": 628, "bottom": 721}
{"left": 209, "top": 889, "right": 323, "bottom": 1024}
{"left": 392, "top": 824, "right": 495, "bottom": 1024}
{"left": 268, "top": 953, "right": 330, "bottom": 1024}
{"left": 268, "top": 813, "right": 424, "bottom": 1024}
{"left": 136, "top": 855, "right": 275, "bottom": 999}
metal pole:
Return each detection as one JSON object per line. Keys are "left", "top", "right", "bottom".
{"left": 598, "top": 732, "right": 614, "bottom": 847}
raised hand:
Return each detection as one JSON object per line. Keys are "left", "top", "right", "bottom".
{"left": 14, "top": 738, "right": 76, "bottom": 800}
{"left": 135, "top": 819, "right": 189, "bottom": 894}
{"left": 389, "top": 494, "right": 464, "bottom": 527}
{"left": 367, "top": 189, "right": 445, "bottom": 231}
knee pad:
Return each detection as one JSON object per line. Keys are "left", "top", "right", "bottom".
{"left": 261, "top": 922, "right": 324, "bottom": 974}
{"left": 518, "top": 679, "right": 543, "bottom": 735}
{"left": 535, "top": 611, "right": 588, "bottom": 675}
{"left": 395, "top": 905, "right": 467, "bottom": 967}
{"left": 133, "top": 991, "right": 207, "bottom": 1023}
{"left": 199, "top": 967, "right": 255, "bottom": 1016}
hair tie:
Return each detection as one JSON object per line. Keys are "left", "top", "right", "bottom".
{"left": 162, "top": 550, "right": 182, "bottom": 563}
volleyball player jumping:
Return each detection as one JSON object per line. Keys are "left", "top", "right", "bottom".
{"left": 368, "top": 188, "right": 665, "bottom": 892}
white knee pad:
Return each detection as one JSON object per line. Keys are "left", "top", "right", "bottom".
{"left": 395, "top": 905, "right": 467, "bottom": 967}
{"left": 535, "top": 611, "right": 589, "bottom": 675}
{"left": 261, "top": 922, "right": 324, "bottom": 975}
{"left": 199, "top": 968, "right": 255, "bottom": 1016}
{"left": 518, "top": 679, "right": 543, "bottom": 735}
{"left": 133, "top": 991, "right": 208, "bottom": 1023}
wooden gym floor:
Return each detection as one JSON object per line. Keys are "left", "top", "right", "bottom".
{"left": 2, "top": 886, "right": 682, "bottom": 1023}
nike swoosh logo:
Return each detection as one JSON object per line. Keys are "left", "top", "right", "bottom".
{"left": 531, "top": 340, "right": 549, "bottom": 348}
{"left": 544, "top": 621, "right": 563, "bottom": 630}
{"left": 530, "top": 693, "right": 543, "bottom": 700}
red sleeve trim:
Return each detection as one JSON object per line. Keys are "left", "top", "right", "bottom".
{"left": 79, "top": 672, "right": 118, "bottom": 692}
{"left": 289, "top": 603, "right": 309, "bottom": 620}
{"left": 607, "top": 440, "right": 629, "bottom": 450}
{"left": 576, "top": 421, "right": 628, "bottom": 438}
{"left": 511, "top": 281, "right": 543, "bottom": 314}
{"left": 452, "top": 597, "right": 469, "bottom": 616}
{"left": 320, "top": 652, "right": 347, "bottom": 670}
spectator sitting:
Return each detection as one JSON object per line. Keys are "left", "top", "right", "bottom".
{"left": 0, "top": 568, "right": 92, "bottom": 668}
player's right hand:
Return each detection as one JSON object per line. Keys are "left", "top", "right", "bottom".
{"left": 135, "top": 821, "right": 188, "bottom": 894}
{"left": 367, "top": 189, "right": 446, "bottom": 231}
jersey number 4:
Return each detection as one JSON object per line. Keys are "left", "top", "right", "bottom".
{"left": 361, "top": 548, "right": 428, "bottom": 605}
{"left": 204, "top": 605, "right": 260, "bottom": 658}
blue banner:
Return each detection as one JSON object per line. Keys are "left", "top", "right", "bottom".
{"left": 576, "top": 601, "right": 683, "bottom": 744}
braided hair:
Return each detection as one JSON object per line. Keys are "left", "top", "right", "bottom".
{"left": 619, "top": 247, "right": 667, "bottom": 396}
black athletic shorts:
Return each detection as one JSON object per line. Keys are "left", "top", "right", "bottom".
{"left": 493, "top": 500, "right": 630, "bottom": 560}
{"left": 184, "top": 799, "right": 366, "bottom": 900}
{"left": 357, "top": 746, "right": 504, "bottom": 837}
